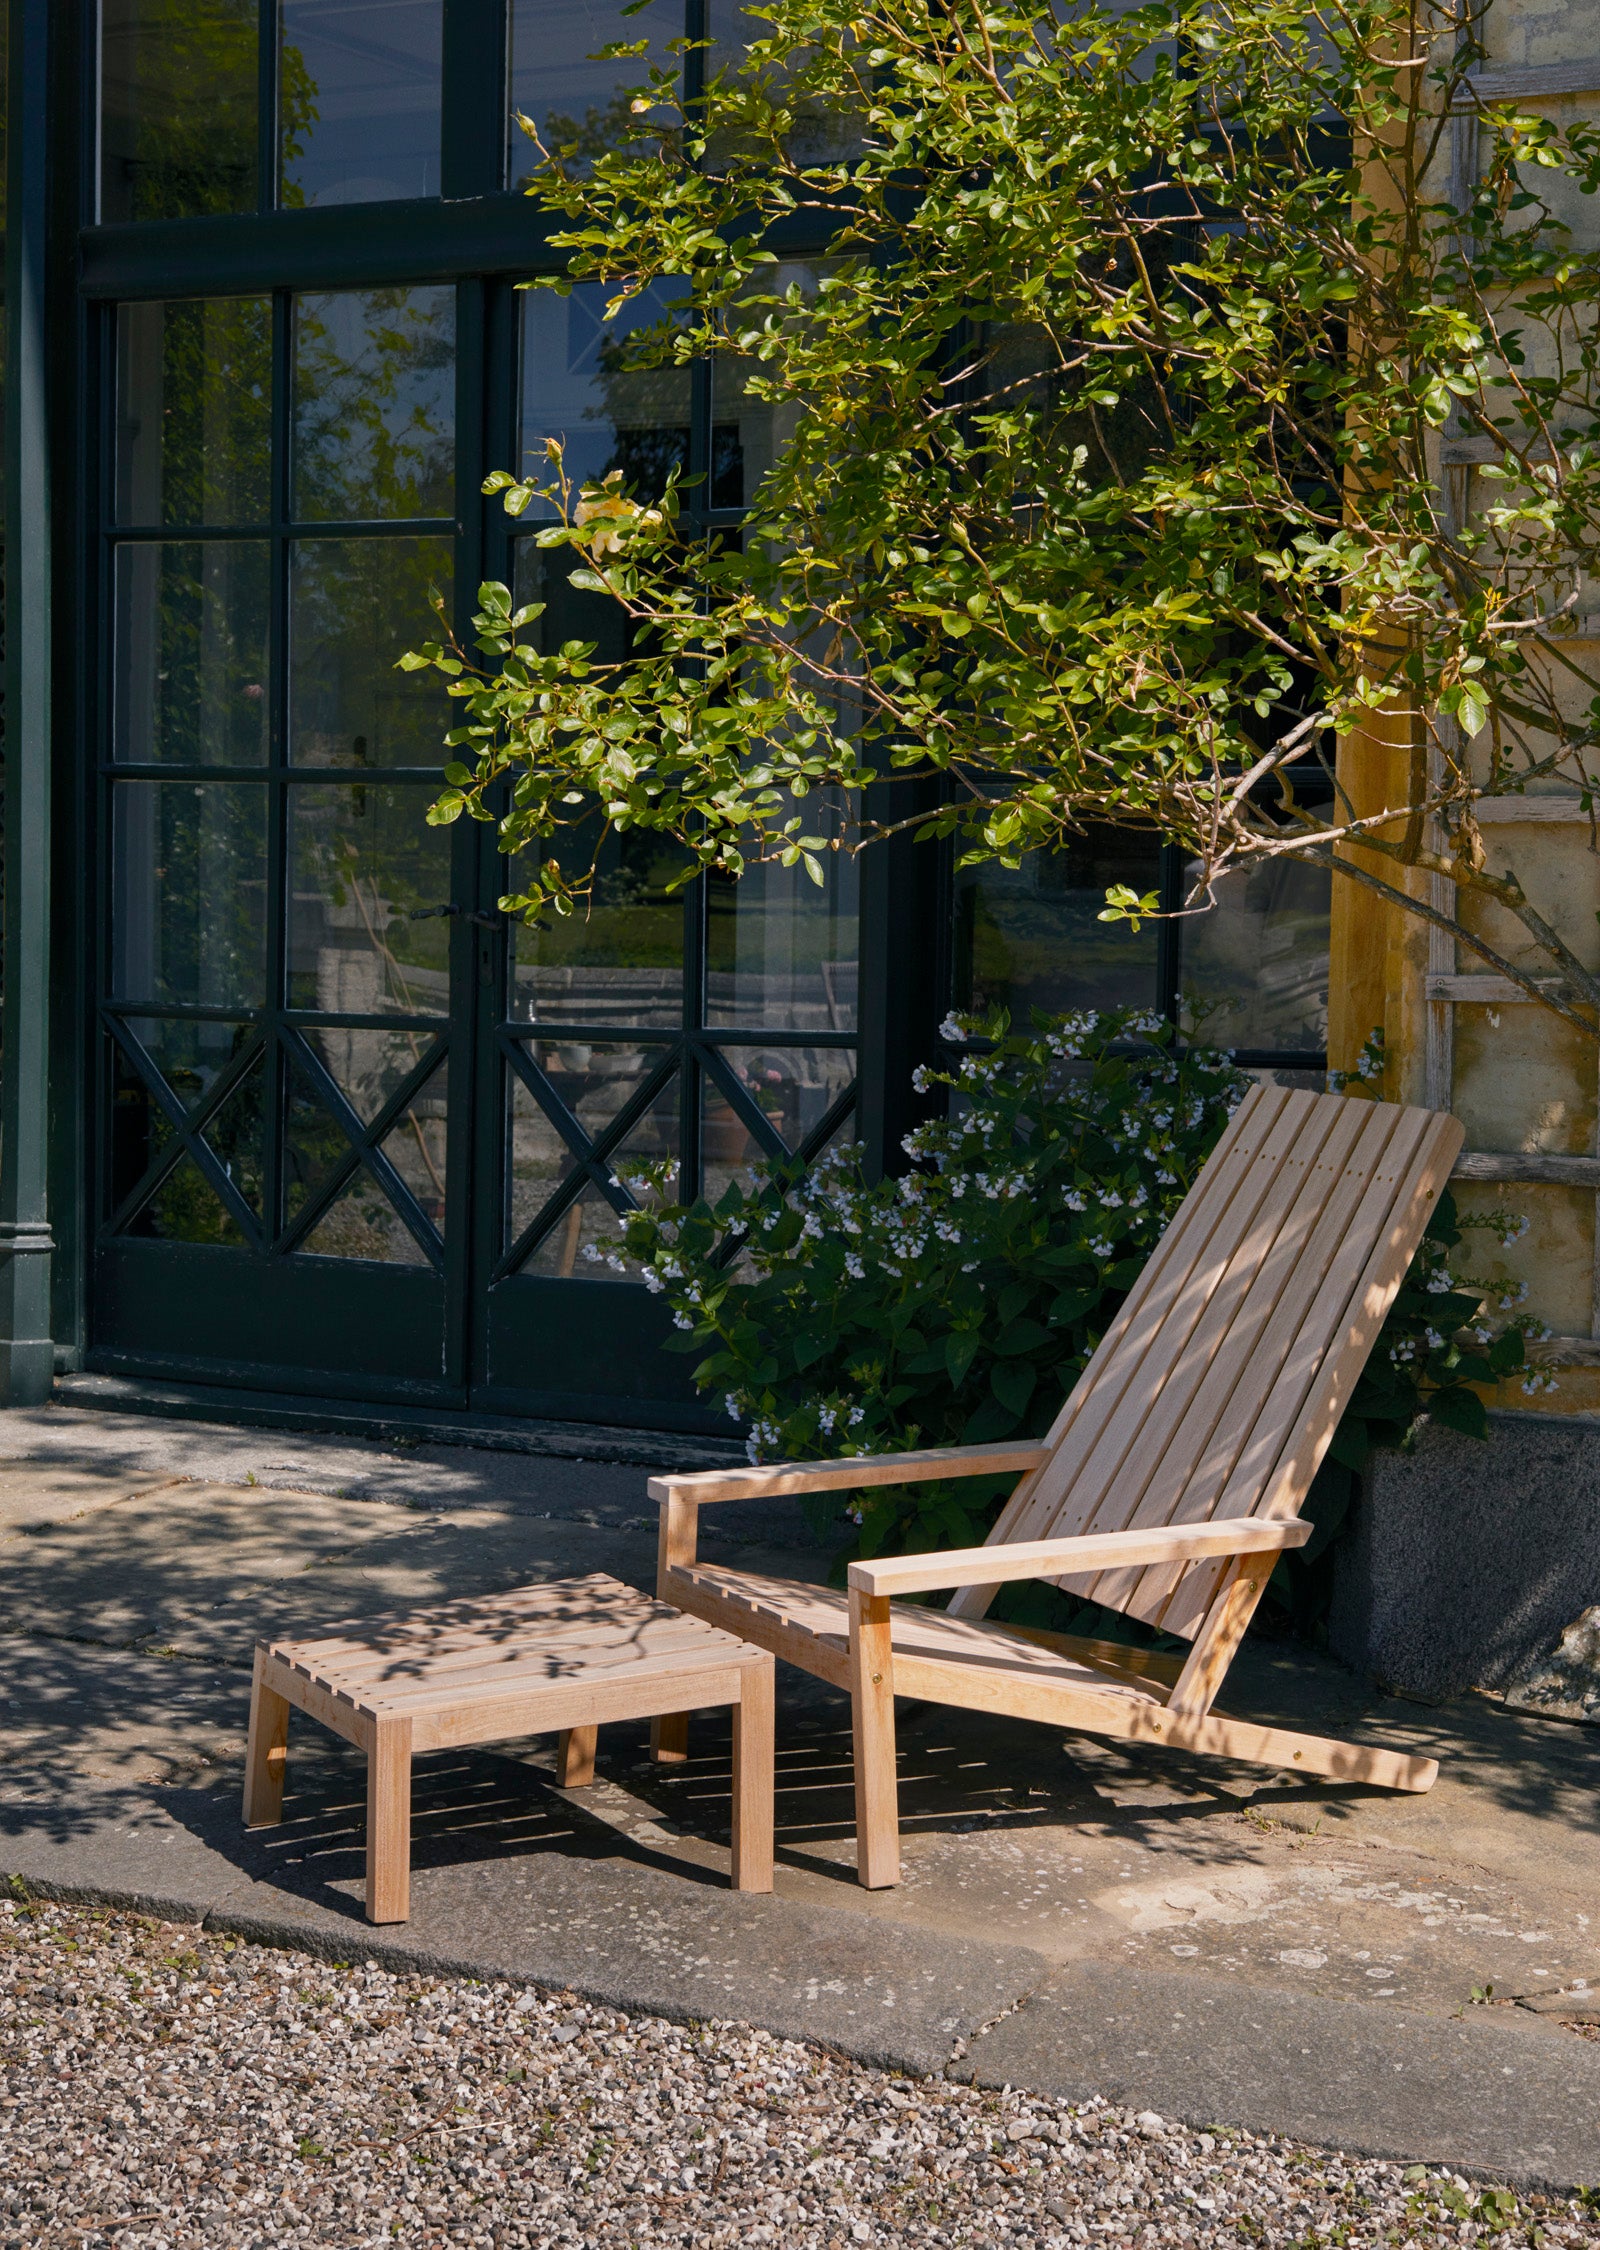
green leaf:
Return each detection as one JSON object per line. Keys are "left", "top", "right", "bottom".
{"left": 991, "top": 1358, "right": 1037, "bottom": 1415}
{"left": 1426, "top": 1385, "right": 1490, "bottom": 1440}
{"left": 993, "top": 1317, "right": 1051, "bottom": 1356}
{"left": 945, "top": 1332, "right": 980, "bottom": 1389}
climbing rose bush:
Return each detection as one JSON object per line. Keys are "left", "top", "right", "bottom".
{"left": 602, "top": 1010, "right": 1542, "bottom": 1587}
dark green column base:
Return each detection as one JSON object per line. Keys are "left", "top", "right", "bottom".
{"left": 0, "top": 1336, "right": 55, "bottom": 1404}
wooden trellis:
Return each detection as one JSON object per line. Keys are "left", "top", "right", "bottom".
{"left": 1424, "top": 54, "right": 1600, "bottom": 1367}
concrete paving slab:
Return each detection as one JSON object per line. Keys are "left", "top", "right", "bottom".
{"left": 0, "top": 1762, "right": 1048, "bottom": 2079}
{"left": 3, "top": 1400, "right": 1598, "bottom": 2183}
{"left": 961, "top": 1957, "right": 1600, "bottom": 2191}
{"left": 0, "top": 1480, "right": 824, "bottom": 1666}
{"left": 0, "top": 1635, "right": 248, "bottom": 1784}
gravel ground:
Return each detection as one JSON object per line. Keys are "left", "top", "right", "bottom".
{"left": 2, "top": 1898, "right": 1597, "bottom": 2249}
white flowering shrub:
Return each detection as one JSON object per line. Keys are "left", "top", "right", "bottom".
{"left": 605, "top": 1008, "right": 1540, "bottom": 1623}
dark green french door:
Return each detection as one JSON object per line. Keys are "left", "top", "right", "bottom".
{"left": 91, "top": 274, "right": 860, "bottom": 1425}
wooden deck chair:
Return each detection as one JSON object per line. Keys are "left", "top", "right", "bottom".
{"left": 648, "top": 1085, "right": 1463, "bottom": 1887}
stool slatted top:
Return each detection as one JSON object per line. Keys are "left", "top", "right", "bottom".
{"left": 244, "top": 1572, "right": 775, "bottom": 1923}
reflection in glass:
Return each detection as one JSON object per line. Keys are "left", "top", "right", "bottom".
{"left": 125, "top": 1156, "right": 252, "bottom": 1246}
{"left": 705, "top": 0, "right": 864, "bottom": 162}
{"left": 706, "top": 823, "right": 859, "bottom": 1032}
{"left": 111, "top": 782, "right": 268, "bottom": 1008}
{"left": 288, "top": 782, "right": 452, "bottom": 1016}
{"left": 301, "top": 1024, "right": 442, "bottom": 1123}
{"left": 110, "top": 1018, "right": 260, "bottom": 1212}
{"left": 708, "top": 263, "right": 826, "bottom": 509}
{"left": 508, "top": 0, "right": 671, "bottom": 186}
{"left": 954, "top": 829, "right": 1161, "bottom": 1022}
{"left": 292, "top": 289, "right": 455, "bottom": 520}
{"left": 700, "top": 1046, "right": 854, "bottom": 1207}
{"left": 280, "top": 0, "right": 443, "bottom": 208}
{"left": 288, "top": 1066, "right": 446, "bottom": 1250}
{"left": 521, "top": 281, "right": 691, "bottom": 502}
{"left": 101, "top": 0, "right": 258, "bottom": 224}
{"left": 1178, "top": 859, "right": 1330, "bottom": 1053}
{"left": 290, "top": 538, "right": 453, "bottom": 765}
{"left": 507, "top": 1053, "right": 678, "bottom": 1275}
{"left": 117, "top": 298, "right": 272, "bottom": 527}
{"left": 507, "top": 823, "right": 686, "bottom": 1029}
{"left": 114, "top": 543, "right": 270, "bottom": 766}
{"left": 299, "top": 1167, "right": 433, "bottom": 1264}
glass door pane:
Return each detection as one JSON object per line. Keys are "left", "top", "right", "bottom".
{"left": 280, "top": 0, "right": 445, "bottom": 206}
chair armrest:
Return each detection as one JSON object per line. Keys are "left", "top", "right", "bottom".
{"left": 847, "top": 1515, "right": 1313, "bottom": 1600}
{"left": 647, "top": 1439, "right": 1051, "bottom": 1508}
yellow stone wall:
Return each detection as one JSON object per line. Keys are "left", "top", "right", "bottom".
{"left": 1327, "top": 0, "right": 1600, "bottom": 1412}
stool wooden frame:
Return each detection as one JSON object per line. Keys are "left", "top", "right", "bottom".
{"left": 243, "top": 1573, "right": 775, "bottom": 1922}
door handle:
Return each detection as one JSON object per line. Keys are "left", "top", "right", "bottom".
{"left": 406, "top": 904, "right": 502, "bottom": 926}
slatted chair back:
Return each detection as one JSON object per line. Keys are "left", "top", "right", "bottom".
{"left": 946, "top": 1086, "right": 1464, "bottom": 1639}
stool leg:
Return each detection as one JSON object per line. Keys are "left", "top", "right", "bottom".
{"left": 556, "top": 1725, "right": 597, "bottom": 1787}
{"left": 243, "top": 1650, "right": 291, "bottom": 1829}
{"left": 365, "top": 1716, "right": 413, "bottom": 1925}
{"left": 729, "top": 1659, "right": 774, "bottom": 1894}
{"left": 650, "top": 1713, "right": 689, "bottom": 1763}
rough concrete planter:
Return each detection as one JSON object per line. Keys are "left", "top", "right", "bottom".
{"left": 1328, "top": 1412, "right": 1600, "bottom": 1703}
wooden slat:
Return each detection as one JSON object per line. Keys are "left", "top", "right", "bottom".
{"left": 667, "top": 1563, "right": 854, "bottom": 1688}
{"left": 293, "top": 1612, "right": 723, "bottom": 1696}
{"left": 884, "top": 1643, "right": 1436, "bottom": 1788}
{"left": 1070, "top": 1096, "right": 1385, "bottom": 1612}
{"left": 1426, "top": 974, "right": 1563, "bottom": 1005}
{"left": 730, "top": 1658, "right": 775, "bottom": 1893}
{"left": 410, "top": 1666, "right": 755, "bottom": 1754}
{"left": 1453, "top": 1149, "right": 1600, "bottom": 1187}
{"left": 267, "top": 1576, "right": 678, "bottom": 1665}
{"left": 1154, "top": 1105, "right": 1461, "bottom": 1636}
{"left": 848, "top": 1515, "right": 1311, "bottom": 1599}
{"left": 672, "top": 1565, "right": 1185, "bottom": 1699}
{"left": 849, "top": 1591, "right": 900, "bottom": 1888}
{"left": 1087, "top": 1099, "right": 1418, "bottom": 1619}
{"left": 645, "top": 1438, "right": 1052, "bottom": 1508}
{"left": 347, "top": 1639, "right": 761, "bottom": 1721}
{"left": 946, "top": 1084, "right": 1290, "bottom": 1610}
{"left": 1470, "top": 796, "right": 1590, "bottom": 824}
{"left": 945, "top": 1085, "right": 1303, "bottom": 1622}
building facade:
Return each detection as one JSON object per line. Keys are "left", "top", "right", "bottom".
{"left": 0, "top": 1, "right": 1337, "bottom": 1434}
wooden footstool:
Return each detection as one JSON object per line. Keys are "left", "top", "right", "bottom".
{"left": 242, "top": 1572, "right": 775, "bottom": 1923}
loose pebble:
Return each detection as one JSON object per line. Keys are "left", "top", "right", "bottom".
{"left": 1, "top": 1898, "right": 1596, "bottom": 2247}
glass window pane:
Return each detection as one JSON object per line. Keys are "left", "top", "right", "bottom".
{"left": 706, "top": 815, "right": 859, "bottom": 1032}
{"left": 506, "top": 821, "right": 687, "bottom": 1029}
{"left": 289, "top": 536, "right": 454, "bottom": 765}
{"left": 111, "top": 781, "right": 268, "bottom": 1008}
{"left": 709, "top": 264, "right": 840, "bottom": 509}
{"left": 110, "top": 1019, "right": 265, "bottom": 1235}
{"left": 953, "top": 830, "right": 1161, "bottom": 1022}
{"left": 701, "top": 1044, "right": 853, "bottom": 1187}
{"left": 114, "top": 542, "right": 270, "bottom": 766}
{"left": 280, "top": 0, "right": 443, "bottom": 207}
{"left": 520, "top": 281, "right": 691, "bottom": 502}
{"left": 288, "top": 782, "right": 452, "bottom": 1015}
{"left": 507, "top": 0, "right": 672, "bottom": 188}
{"left": 507, "top": 1050, "right": 678, "bottom": 1273}
{"left": 116, "top": 299, "right": 272, "bottom": 528}
{"left": 1178, "top": 859, "right": 1331, "bottom": 1053}
{"left": 101, "top": 0, "right": 259, "bottom": 224}
{"left": 292, "top": 288, "right": 455, "bottom": 521}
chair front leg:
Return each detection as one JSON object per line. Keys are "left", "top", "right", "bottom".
{"left": 848, "top": 1588, "right": 900, "bottom": 1889}
{"left": 652, "top": 1491, "right": 700, "bottom": 1763}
